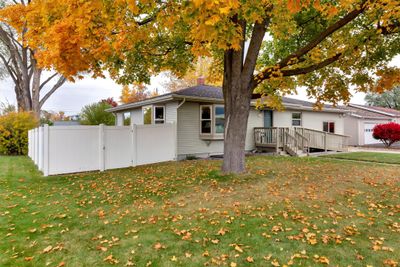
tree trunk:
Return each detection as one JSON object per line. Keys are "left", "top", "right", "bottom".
{"left": 221, "top": 48, "right": 253, "bottom": 174}
{"left": 31, "top": 68, "right": 42, "bottom": 119}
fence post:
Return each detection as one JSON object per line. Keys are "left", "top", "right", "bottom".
{"left": 99, "top": 124, "right": 105, "bottom": 172}
{"left": 43, "top": 124, "right": 50, "bottom": 176}
{"left": 131, "top": 124, "right": 137, "bottom": 167}
{"left": 34, "top": 128, "right": 38, "bottom": 165}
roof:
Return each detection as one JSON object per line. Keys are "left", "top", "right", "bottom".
{"left": 107, "top": 85, "right": 346, "bottom": 113}
{"left": 347, "top": 104, "right": 400, "bottom": 119}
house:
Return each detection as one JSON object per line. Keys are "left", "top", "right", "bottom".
{"left": 107, "top": 83, "right": 348, "bottom": 159}
{"left": 343, "top": 104, "right": 400, "bottom": 146}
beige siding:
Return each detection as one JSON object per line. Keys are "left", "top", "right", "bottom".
{"left": 273, "top": 110, "right": 345, "bottom": 134}
{"left": 177, "top": 102, "right": 224, "bottom": 156}
{"left": 177, "top": 102, "right": 262, "bottom": 157}
{"left": 165, "top": 101, "right": 178, "bottom": 123}
{"left": 130, "top": 109, "right": 143, "bottom": 125}
{"left": 344, "top": 116, "right": 360, "bottom": 145}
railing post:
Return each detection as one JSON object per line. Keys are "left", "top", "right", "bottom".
{"left": 275, "top": 128, "right": 279, "bottom": 154}
{"left": 324, "top": 132, "right": 328, "bottom": 152}
{"left": 99, "top": 124, "right": 105, "bottom": 172}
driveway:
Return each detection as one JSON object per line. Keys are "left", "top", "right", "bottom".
{"left": 349, "top": 144, "right": 400, "bottom": 154}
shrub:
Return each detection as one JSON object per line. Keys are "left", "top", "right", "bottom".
{"left": 373, "top": 122, "right": 400, "bottom": 147}
{"left": 0, "top": 112, "right": 38, "bottom": 155}
{"left": 80, "top": 102, "right": 115, "bottom": 126}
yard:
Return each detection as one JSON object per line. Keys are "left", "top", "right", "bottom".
{"left": 323, "top": 152, "right": 400, "bottom": 165}
{"left": 0, "top": 156, "right": 399, "bottom": 267}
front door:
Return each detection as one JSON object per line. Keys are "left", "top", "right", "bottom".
{"left": 264, "top": 110, "right": 273, "bottom": 128}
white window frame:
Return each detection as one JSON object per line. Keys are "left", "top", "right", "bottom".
{"left": 153, "top": 105, "right": 165, "bottom": 124}
{"left": 200, "top": 105, "right": 213, "bottom": 135}
{"left": 323, "top": 121, "right": 335, "bottom": 133}
{"left": 142, "top": 105, "right": 152, "bottom": 125}
{"left": 291, "top": 112, "right": 302, "bottom": 126}
{"left": 214, "top": 105, "right": 225, "bottom": 136}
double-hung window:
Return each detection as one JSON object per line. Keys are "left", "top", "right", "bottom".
{"left": 291, "top": 112, "right": 302, "bottom": 126}
{"left": 214, "top": 105, "right": 225, "bottom": 134}
{"left": 323, "top": 121, "right": 335, "bottom": 133}
{"left": 154, "top": 106, "right": 165, "bottom": 124}
{"left": 200, "top": 105, "right": 212, "bottom": 134}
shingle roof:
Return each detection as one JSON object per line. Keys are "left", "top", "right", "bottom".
{"left": 108, "top": 84, "right": 345, "bottom": 112}
{"left": 347, "top": 104, "right": 400, "bottom": 118}
{"left": 344, "top": 105, "right": 393, "bottom": 119}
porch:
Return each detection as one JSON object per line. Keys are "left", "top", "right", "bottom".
{"left": 254, "top": 127, "right": 349, "bottom": 156}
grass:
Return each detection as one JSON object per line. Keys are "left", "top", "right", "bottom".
{"left": 0, "top": 155, "right": 399, "bottom": 267}
{"left": 323, "top": 151, "right": 400, "bottom": 165}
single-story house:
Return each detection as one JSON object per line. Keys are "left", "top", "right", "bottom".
{"left": 107, "top": 83, "right": 348, "bottom": 159}
{"left": 343, "top": 104, "right": 400, "bottom": 146}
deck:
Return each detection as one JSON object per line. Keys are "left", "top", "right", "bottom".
{"left": 254, "top": 127, "right": 349, "bottom": 156}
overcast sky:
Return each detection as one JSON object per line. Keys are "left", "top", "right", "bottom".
{"left": 0, "top": 56, "right": 399, "bottom": 115}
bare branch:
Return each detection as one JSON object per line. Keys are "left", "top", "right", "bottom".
{"left": 39, "top": 76, "right": 66, "bottom": 108}
{"left": 39, "top": 73, "right": 58, "bottom": 90}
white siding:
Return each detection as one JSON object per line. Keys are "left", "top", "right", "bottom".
{"left": 246, "top": 109, "right": 264, "bottom": 150}
{"left": 343, "top": 116, "right": 360, "bottom": 145}
{"left": 273, "top": 110, "right": 345, "bottom": 135}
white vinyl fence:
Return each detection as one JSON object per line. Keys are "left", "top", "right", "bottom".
{"left": 28, "top": 123, "right": 177, "bottom": 176}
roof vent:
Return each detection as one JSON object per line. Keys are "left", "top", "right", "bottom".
{"left": 197, "top": 76, "right": 205, "bottom": 86}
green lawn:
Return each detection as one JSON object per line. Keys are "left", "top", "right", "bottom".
{"left": 0, "top": 156, "right": 399, "bottom": 267}
{"left": 323, "top": 152, "right": 400, "bottom": 164}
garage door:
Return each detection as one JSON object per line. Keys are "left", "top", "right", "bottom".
{"left": 364, "top": 123, "right": 380, "bottom": 144}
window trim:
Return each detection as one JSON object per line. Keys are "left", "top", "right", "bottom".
{"left": 153, "top": 105, "right": 165, "bottom": 124}
{"left": 323, "top": 121, "right": 335, "bottom": 133}
{"left": 200, "top": 105, "right": 213, "bottom": 135}
{"left": 142, "top": 105, "right": 153, "bottom": 125}
{"left": 291, "top": 112, "right": 302, "bottom": 126}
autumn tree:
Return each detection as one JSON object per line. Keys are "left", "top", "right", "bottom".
{"left": 120, "top": 83, "right": 158, "bottom": 104}
{"left": 2, "top": 0, "right": 399, "bottom": 173}
{"left": 163, "top": 57, "right": 223, "bottom": 92}
{"left": 0, "top": 0, "right": 66, "bottom": 119}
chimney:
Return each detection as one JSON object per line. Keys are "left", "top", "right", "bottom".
{"left": 197, "top": 76, "right": 205, "bottom": 86}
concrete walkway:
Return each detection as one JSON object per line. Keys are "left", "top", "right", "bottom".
{"left": 348, "top": 146, "right": 400, "bottom": 154}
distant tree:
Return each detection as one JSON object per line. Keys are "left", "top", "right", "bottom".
{"left": 120, "top": 83, "right": 158, "bottom": 104}
{"left": 373, "top": 122, "right": 400, "bottom": 147}
{"left": 365, "top": 86, "right": 400, "bottom": 110}
{"left": 163, "top": 57, "right": 223, "bottom": 92}
{"left": 80, "top": 102, "right": 115, "bottom": 126}
{"left": 101, "top": 97, "right": 118, "bottom": 107}
{"left": 0, "top": 100, "right": 16, "bottom": 115}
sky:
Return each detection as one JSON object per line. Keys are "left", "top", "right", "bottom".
{"left": 0, "top": 56, "right": 399, "bottom": 115}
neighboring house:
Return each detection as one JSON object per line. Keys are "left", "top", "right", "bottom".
{"left": 53, "top": 120, "right": 81, "bottom": 126}
{"left": 343, "top": 104, "right": 400, "bottom": 146}
{"left": 107, "top": 83, "right": 348, "bottom": 159}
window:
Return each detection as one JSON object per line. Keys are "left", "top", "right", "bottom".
{"left": 292, "top": 112, "right": 302, "bottom": 126}
{"left": 323, "top": 121, "right": 335, "bottom": 133}
{"left": 200, "top": 105, "right": 212, "bottom": 134}
{"left": 154, "top": 106, "right": 165, "bottom": 124}
{"left": 123, "top": 112, "right": 131, "bottom": 126}
{"left": 143, "top": 106, "right": 152, "bottom": 124}
{"left": 214, "top": 106, "right": 225, "bottom": 134}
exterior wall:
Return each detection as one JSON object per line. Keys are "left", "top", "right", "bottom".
{"left": 116, "top": 113, "right": 124, "bottom": 126}
{"left": 131, "top": 109, "right": 143, "bottom": 125}
{"left": 177, "top": 102, "right": 224, "bottom": 157}
{"left": 273, "top": 110, "right": 345, "bottom": 135}
{"left": 165, "top": 101, "right": 178, "bottom": 123}
{"left": 343, "top": 116, "right": 360, "bottom": 146}
{"left": 176, "top": 102, "right": 263, "bottom": 158}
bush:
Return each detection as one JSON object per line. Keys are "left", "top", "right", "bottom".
{"left": 373, "top": 122, "right": 400, "bottom": 147}
{"left": 80, "top": 102, "right": 115, "bottom": 126}
{"left": 0, "top": 112, "right": 38, "bottom": 155}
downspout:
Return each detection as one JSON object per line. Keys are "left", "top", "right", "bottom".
{"left": 177, "top": 97, "right": 186, "bottom": 109}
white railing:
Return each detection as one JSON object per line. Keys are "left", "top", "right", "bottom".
{"left": 28, "top": 123, "right": 177, "bottom": 176}
{"left": 254, "top": 127, "right": 349, "bottom": 155}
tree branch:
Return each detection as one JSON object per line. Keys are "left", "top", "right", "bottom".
{"left": 253, "top": 1, "right": 367, "bottom": 85}
{"left": 39, "top": 73, "right": 58, "bottom": 90}
{"left": 39, "top": 76, "right": 66, "bottom": 108}
{"left": 280, "top": 53, "right": 342, "bottom": 77}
